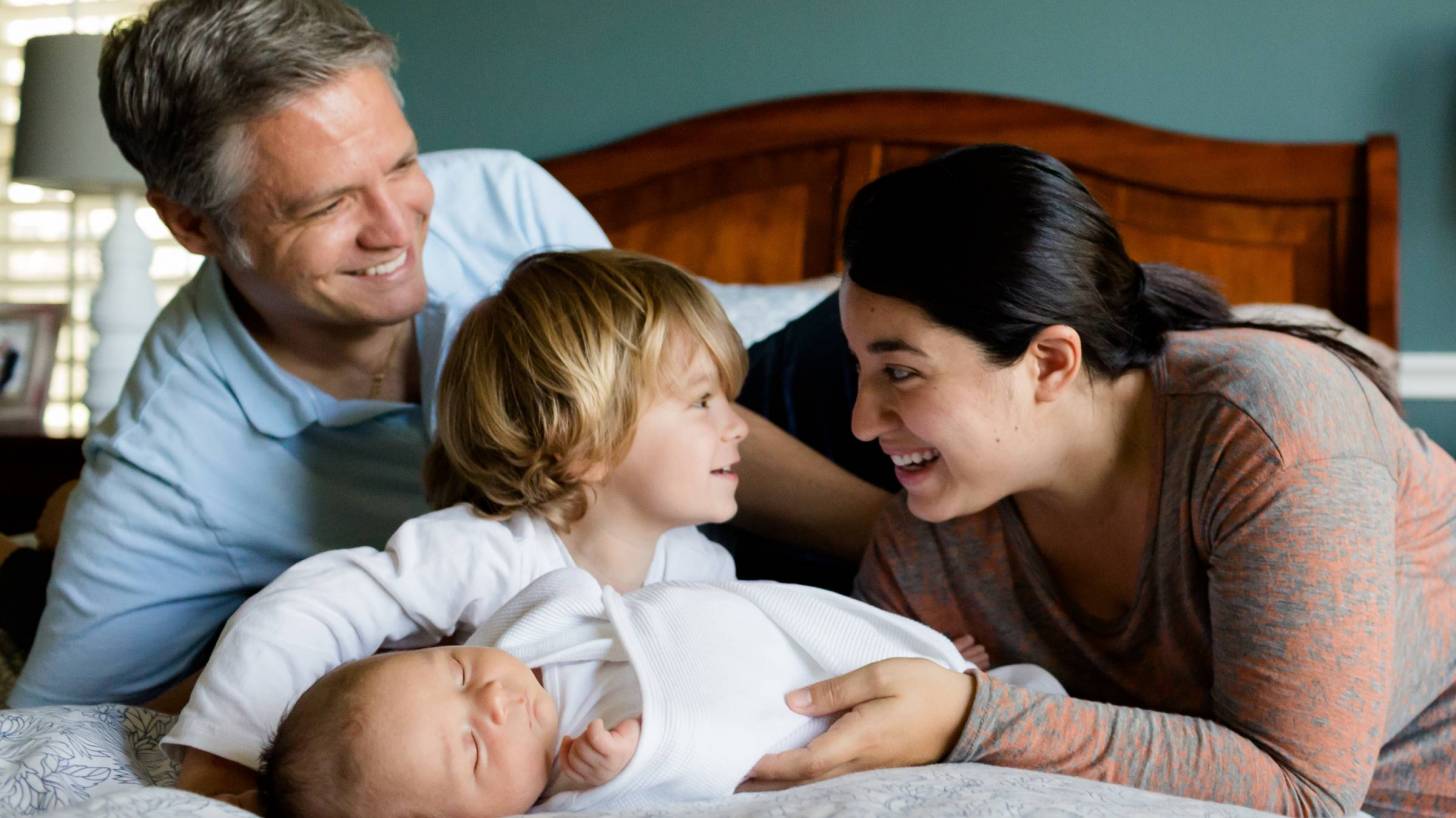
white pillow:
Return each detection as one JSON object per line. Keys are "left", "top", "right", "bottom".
{"left": 698, "top": 275, "right": 840, "bottom": 347}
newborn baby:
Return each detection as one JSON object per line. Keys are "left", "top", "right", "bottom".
{"left": 260, "top": 568, "right": 1065, "bottom": 817}
{"left": 263, "top": 644, "right": 622, "bottom": 818}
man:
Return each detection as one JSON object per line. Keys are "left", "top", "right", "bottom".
{"left": 5, "top": 0, "right": 885, "bottom": 712}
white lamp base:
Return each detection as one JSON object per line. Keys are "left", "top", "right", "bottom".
{"left": 84, "top": 189, "right": 158, "bottom": 423}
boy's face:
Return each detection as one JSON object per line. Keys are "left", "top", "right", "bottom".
{"left": 349, "top": 646, "right": 559, "bottom": 818}
{"left": 596, "top": 341, "right": 748, "bottom": 533}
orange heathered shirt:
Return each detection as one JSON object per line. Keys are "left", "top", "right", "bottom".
{"left": 854, "top": 329, "right": 1456, "bottom": 818}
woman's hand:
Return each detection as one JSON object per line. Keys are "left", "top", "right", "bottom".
{"left": 738, "top": 658, "right": 976, "bottom": 791}
{"left": 952, "top": 634, "right": 990, "bottom": 668}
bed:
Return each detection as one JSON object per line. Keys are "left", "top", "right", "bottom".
{"left": 1, "top": 90, "right": 1398, "bottom": 817}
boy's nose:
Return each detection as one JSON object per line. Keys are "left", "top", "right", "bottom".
{"left": 723, "top": 407, "right": 749, "bottom": 442}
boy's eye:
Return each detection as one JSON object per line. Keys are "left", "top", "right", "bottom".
{"left": 454, "top": 657, "right": 466, "bottom": 687}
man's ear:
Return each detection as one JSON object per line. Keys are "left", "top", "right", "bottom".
{"left": 1026, "top": 325, "right": 1082, "bottom": 403}
{"left": 146, "top": 190, "right": 227, "bottom": 258}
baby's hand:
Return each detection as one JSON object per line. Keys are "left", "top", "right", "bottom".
{"left": 557, "top": 716, "right": 642, "bottom": 790}
{"left": 953, "top": 634, "right": 991, "bottom": 669}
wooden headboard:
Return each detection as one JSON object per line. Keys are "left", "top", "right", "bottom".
{"left": 543, "top": 90, "right": 1399, "bottom": 347}
{"left": 0, "top": 91, "right": 1402, "bottom": 535}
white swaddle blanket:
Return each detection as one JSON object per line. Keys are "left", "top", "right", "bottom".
{"left": 467, "top": 568, "right": 1064, "bottom": 812}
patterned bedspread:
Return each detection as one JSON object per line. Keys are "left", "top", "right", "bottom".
{"left": 0, "top": 700, "right": 1282, "bottom": 818}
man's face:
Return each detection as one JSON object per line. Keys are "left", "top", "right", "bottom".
{"left": 221, "top": 66, "right": 434, "bottom": 333}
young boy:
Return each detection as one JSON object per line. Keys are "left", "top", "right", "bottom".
{"left": 254, "top": 567, "right": 1064, "bottom": 818}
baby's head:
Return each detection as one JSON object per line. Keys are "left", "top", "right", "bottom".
{"left": 423, "top": 249, "right": 749, "bottom": 531}
{"left": 259, "top": 646, "right": 559, "bottom": 818}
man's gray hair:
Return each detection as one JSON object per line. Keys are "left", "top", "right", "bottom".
{"left": 99, "top": 0, "right": 399, "bottom": 231}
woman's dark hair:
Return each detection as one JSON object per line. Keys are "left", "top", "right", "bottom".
{"left": 842, "top": 144, "right": 1398, "bottom": 407}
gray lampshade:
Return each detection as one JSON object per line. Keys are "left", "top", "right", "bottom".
{"left": 11, "top": 33, "right": 142, "bottom": 194}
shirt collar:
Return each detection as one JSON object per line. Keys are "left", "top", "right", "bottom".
{"left": 195, "top": 259, "right": 426, "bottom": 439}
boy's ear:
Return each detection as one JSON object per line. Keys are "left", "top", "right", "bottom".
{"left": 1026, "top": 325, "right": 1082, "bottom": 403}
{"left": 145, "top": 190, "right": 229, "bottom": 258}
{"left": 571, "top": 460, "right": 610, "bottom": 484}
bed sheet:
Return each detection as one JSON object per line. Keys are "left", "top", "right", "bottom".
{"left": 0, "top": 701, "right": 1286, "bottom": 818}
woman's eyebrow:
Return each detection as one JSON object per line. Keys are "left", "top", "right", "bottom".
{"left": 867, "top": 338, "right": 926, "bottom": 355}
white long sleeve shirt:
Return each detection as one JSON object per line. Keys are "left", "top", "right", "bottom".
{"left": 162, "top": 503, "right": 733, "bottom": 767}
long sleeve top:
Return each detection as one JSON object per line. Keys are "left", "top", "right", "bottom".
{"left": 855, "top": 329, "right": 1456, "bottom": 818}
{"left": 162, "top": 504, "right": 733, "bottom": 768}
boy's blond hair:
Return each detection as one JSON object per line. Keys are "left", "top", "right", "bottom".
{"left": 423, "top": 249, "right": 748, "bottom": 530}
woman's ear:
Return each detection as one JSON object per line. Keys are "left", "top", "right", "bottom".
{"left": 1026, "top": 325, "right": 1082, "bottom": 403}
{"left": 146, "top": 190, "right": 228, "bottom": 258}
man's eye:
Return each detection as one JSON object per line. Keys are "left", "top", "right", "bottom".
{"left": 309, "top": 199, "right": 343, "bottom": 218}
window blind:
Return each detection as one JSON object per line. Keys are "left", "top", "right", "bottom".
{"left": 3, "top": 0, "right": 200, "bottom": 437}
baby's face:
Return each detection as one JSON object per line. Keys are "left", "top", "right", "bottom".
{"left": 349, "top": 646, "right": 560, "bottom": 818}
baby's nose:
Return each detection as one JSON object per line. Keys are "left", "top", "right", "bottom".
{"left": 482, "top": 683, "right": 523, "bottom": 726}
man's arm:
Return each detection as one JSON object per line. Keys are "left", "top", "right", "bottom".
{"left": 9, "top": 456, "right": 245, "bottom": 707}
{"left": 732, "top": 409, "right": 890, "bottom": 563}
{"left": 175, "top": 746, "right": 257, "bottom": 800}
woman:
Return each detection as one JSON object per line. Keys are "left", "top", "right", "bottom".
{"left": 745, "top": 145, "right": 1455, "bottom": 818}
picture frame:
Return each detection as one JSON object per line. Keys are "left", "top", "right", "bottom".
{"left": 0, "top": 303, "right": 67, "bottom": 436}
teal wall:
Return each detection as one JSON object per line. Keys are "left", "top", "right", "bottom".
{"left": 353, "top": 0, "right": 1456, "bottom": 450}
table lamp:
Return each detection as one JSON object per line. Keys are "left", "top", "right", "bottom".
{"left": 11, "top": 32, "right": 158, "bottom": 424}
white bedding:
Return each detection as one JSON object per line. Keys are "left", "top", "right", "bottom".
{"left": 0, "top": 702, "right": 1281, "bottom": 818}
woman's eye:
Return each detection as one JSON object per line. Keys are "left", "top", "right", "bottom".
{"left": 692, "top": 393, "right": 711, "bottom": 409}
{"left": 884, "top": 366, "right": 915, "bottom": 382}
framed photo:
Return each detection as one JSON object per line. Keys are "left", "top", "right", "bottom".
{"left": 0, "top": 303, "right": 66, "bottom": 435}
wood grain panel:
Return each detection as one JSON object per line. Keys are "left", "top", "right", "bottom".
{"left": 608, "top": 185, "right": 810, "bottom": 284}
{"left": 546, "top": 91, "right": 1397, "bottom": 345}
{"left": 571, "top": 146, "right": 843, "bottom": 283}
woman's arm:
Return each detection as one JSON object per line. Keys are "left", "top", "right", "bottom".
{"left": 751, "top": 458, "right": 1397, "bottom": 817}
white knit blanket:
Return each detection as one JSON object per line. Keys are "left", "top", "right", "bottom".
{"left": 470, "top": 568, "right": 1062, "bottom": 812}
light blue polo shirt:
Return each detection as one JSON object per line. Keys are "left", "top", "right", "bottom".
{"left": 9, "top": 150, "right": 609, "bottom": 706}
